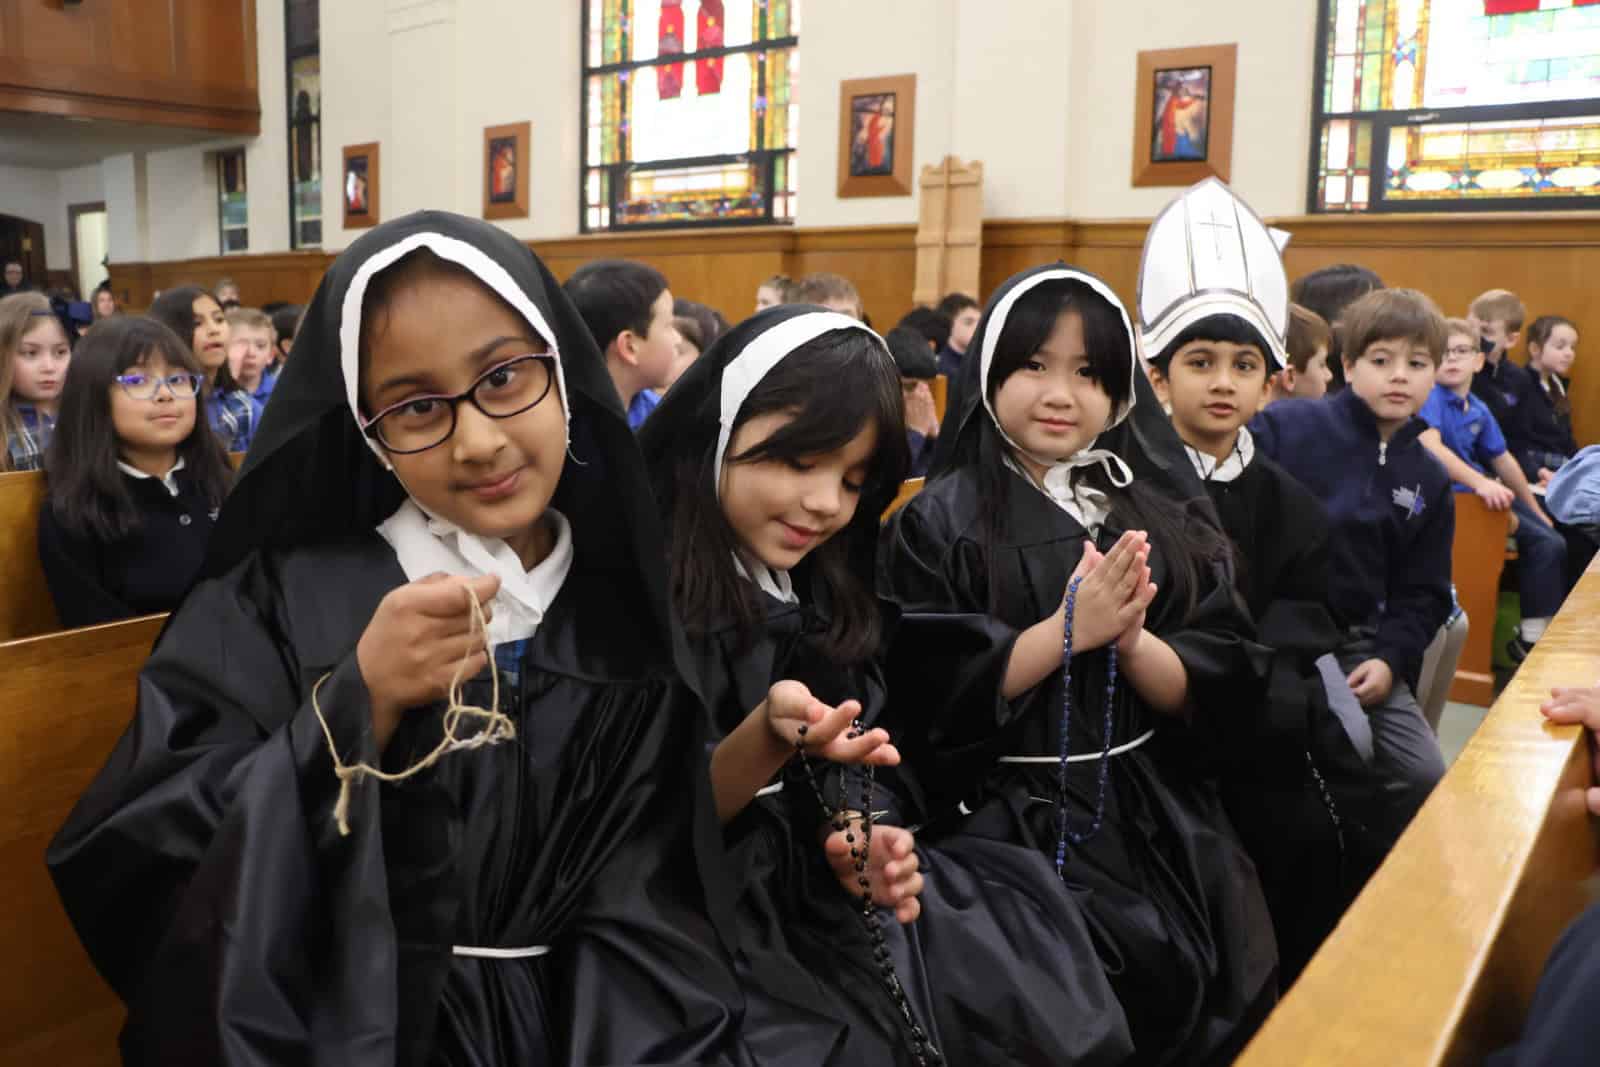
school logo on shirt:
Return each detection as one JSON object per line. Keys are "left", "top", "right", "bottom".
{"left": 1392, "top": 484, "right": 1424, "bottom": 519}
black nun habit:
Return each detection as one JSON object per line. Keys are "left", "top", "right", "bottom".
{"left": 47, "top": 212, "right": 751, "bottom": 1067}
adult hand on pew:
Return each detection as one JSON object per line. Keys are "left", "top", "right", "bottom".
{"left": 1347, "top": 657, "right": 1395, "bottom": 708}
{"left": 822, "top": 820, "right": 924, "bottom": 923}
{"left": 356, "top": 571, "right": 501, "bottom": 753}
{"left": 1540, "top": 686, "right": 1600, "bottom": 816}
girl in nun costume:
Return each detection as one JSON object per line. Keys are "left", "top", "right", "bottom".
{"left": 641, "top": 304, "right": 1133, "bottom": 1067}
{"left": 879, "top": 264, "right": 1279, "bottom": 1066}
{"left": 47, "top": 212, "right": 753, "bottom": 1066}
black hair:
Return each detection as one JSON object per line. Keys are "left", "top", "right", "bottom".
{"left": 1291, "top": 264, "right": 1383, "bottom": 352}
{"left": 45, "top": 316, "right": 233, "bottom": 541}
{"left": 896, "top": 306, "right": 951, "bottom": 351}
{"left": 563, "top": 259, "right": 668, "bottom": 353}
{"left": 269, "top": 303, "right": 303, "bottom": 364}
{"left": 884, "top": 325, "right": 937, "bottom": 379}
{"left": 668, "top": 329, "right": 910, "bottom": 662}
{"left": 673, "top": 297, "right": 727, "bottom": 352}
{"left": 148, "top": 285, "right": 244, "bottom": 393}
{"left": 936, "top": 292, "right": 980, "bottom": 319}
{"left": 1150, "top": 313, "right": 1271, "bottom": 373}
{"left": 977, "top": 278, "right": 1231, "bottom": 616}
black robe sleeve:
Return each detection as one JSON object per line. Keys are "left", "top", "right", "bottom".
{"left": 877, "top": 493, "right": 1034, "bottom": 809}
{"left": 37, "top": 504, "right": 136, "bottom": 629}
{"left": 47, "top": 553, "right": 400, "bottom": 1066}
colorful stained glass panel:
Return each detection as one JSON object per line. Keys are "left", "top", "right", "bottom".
{"left": 1423, "top": 0, "right": 1600, "bottom": 106}
{"left": 1319, "top": 117, "right": 1375, "bottom": 211}
{"left": 616, "top": 160, "right": 766, "bottom": 224}
{"left": 1386, "top": 115, "right": 1600, "bottom": 200}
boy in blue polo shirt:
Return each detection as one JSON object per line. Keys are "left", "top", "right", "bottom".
{"left": 1418, "top": 317, "right": 1566, "bottom": 663}
{"left": 1251, "top": 287, "right": 1453, "bottom": 834}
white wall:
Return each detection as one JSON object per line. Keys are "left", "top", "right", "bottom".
{"left": 102, "top": 153, "right": 149, "bottom": 265}
{"left": 0, "top": 164, "right": 68, "bottom": 269}
{"left": 69, "top": 0, "right": 1324, "bottom": 263}
{"left": 1066, "top": 0, "right": 1319, "bottom": 219}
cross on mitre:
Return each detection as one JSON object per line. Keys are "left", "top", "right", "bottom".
{"left": 1191, "top": 197, "right": 1238, "bottom": 264}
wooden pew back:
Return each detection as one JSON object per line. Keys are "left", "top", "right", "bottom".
{"left": 0, "top": 470, "right": 58, "bottom": 641}
{"left": 0, "top": 614, "right": 164, "bottom": 1065}
{"left": 1235, "top": 556, "right": 1600, "bottom": 1067}
{"left": 1449, "top": 493, "right": 1512, "bottom": 706}
{"left": 883, "top": 477, "right": 926, "bottom": 521}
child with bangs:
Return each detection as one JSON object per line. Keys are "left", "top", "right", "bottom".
{"left": 881, "top": 263, "right": 1277, "bottom": 1064}
{"left": 37, "top": 316, "right": 232, "bottom": 628}
{"left": 643, "top": 305, "right": 1133, "bottom": 1067}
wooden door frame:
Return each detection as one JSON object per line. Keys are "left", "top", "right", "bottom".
{"left": 66, "top": 201, "right": 107, "bottom": 298}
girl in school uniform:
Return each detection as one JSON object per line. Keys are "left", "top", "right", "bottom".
{"left": 48, "top": 213, "right": 753, "bottom": 1066}
{"left": 1521, "top": 314, "right": 1580, "bottom": 485}
{"left": 0, "top": 290, "right": 72, "bottom": 471}
{"left": 37, "top": 316, "right": 233, "bottom": 628}
{"left": 148, "top": 285, "right": 262, "bottom": 454}
{"left": 880, "top": 265, "right": 1278, "bottom": 1065}
{"left": 642, "top": 304, "right": 1133, "bottom": 1067}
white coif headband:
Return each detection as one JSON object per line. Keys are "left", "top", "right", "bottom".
{"left": 337, "top": 231, "right": 571, "bottom": 463}
{"left": 713, "top": 310, "right": 880, "bottom": 496}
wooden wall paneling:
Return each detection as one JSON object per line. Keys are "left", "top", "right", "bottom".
{"left": 787, "top": 225, "right": 917, "bottom": 328}
{"left": 1269, "top": 212, "right": 1600, "bottom": 447}
{"left": 1235, "top": 553, "right": 1600, "bottom": 1066}
{"left": 533, "top": 228, "right": 791, "bottom": 328}
{"left": 173, "top": 0, "right": 258, "bottom": 93}
{"left": 978, "top": 219, "right": 1075, "bottom": 301}
{"left": 102, "top": 0, "right": 177, "bottom": 80}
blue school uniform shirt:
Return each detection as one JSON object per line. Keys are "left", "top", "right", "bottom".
{"left": 1250, "top": 387, "right": 1455, "bottom": 692}
{"left": 1418, "top": 384, "right": 1507, "bottom": 489}
{"left": 627, "top": 389, "right": 660, "bottom": 432}
{"left": 252, "top": 366, "right": 279, "bottom": 407}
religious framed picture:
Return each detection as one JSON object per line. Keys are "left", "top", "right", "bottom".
{"left": 837, "top": 74, "right": 916, "bottom": 198}
{"left": 482, "top": 121, "right": 531, "bottom": 221}
{"left": 1131, "top": 44, "right": 1236, "bottom": 188}
{"left": 342, "top": 142, "right": 381, "bottom": 229}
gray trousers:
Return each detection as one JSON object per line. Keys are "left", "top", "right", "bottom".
{"left": 1334, "top": 645, "right": 1447, "bottom": 834}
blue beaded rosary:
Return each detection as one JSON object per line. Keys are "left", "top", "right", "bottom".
{"left": 1054, "top": 576, "right": 1121, "bottom": 879}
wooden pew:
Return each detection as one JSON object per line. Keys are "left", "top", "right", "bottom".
{"left": 0, "top": 613, "right": 164, "bottom": 1066}
{"left": 0, "top": 470, "right": 58, "bottom": 641}
{"left": 1235, "top": 555, "right": 1600, "bottom": 1067}
{"left": 0, "top": 454, "right": 243, "bottom": 644}
{"left": 883, "top": 477, "right": 926, "bottom": 521}
{"left": 1450, "top": 493, "right": 1513, "bottom": 706}
{"left": 931, "top": 374, "right": 948, "bottom": 424}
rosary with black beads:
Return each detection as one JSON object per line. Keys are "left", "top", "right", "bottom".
{"left": 794, "top": 721, "right": 942, "bottom": 1066}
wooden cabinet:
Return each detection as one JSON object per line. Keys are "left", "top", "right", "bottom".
{"left": 0, "top": 0, "right": 259, "bottom": 134}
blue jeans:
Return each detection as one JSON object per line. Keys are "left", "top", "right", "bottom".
{"left": 1512, "top": 498, "right": 1568, "bottom": 619}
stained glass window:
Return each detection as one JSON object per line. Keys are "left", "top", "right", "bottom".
{"left": 581, "top": 0, "right": 799, "bottom": 231}
{"left": 286, "top": 0, "right": 321, "bottom": 247}
{"left": 1312, "top": 0, "right": 1600, "bottom": 211}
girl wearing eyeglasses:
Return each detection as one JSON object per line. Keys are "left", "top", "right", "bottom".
{"left": 36, "top": 315, "right": 233, "bottom": 628}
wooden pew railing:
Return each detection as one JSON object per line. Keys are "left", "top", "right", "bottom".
{"left": 0, "top": 614, "right": 165, "bottom": 1066}
{"left": 0, "top": 470, "right": 58, "bottom": 641}
{"left": 0, "top": 454, "right": 243, "bottom": 644}
{"left": 884, "top": 477, "right": 925, "bottom": 521}
{"left": 1236, "top": 554, "right": 1600, "bottom": 1067}
{"left": 1450, "top": 494, "right": 1513, "bottom": 706}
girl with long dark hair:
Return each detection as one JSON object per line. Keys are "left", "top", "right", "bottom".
{"left": 148, "top": 285, "right": 261, "bottom": 453}
{"left": 37, "top": 316, "right": 232, "bottom": 628}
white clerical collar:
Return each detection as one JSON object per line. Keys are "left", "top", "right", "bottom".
{"left": 732, "top": 552, "right": 798, "bottom": 604}
{"left": 1004, "top": 450, "right": 1131, "bottom": 536}
{"left": 377, "top": 501, "right": 573, "bottom": 646}
{"left": 1184, "top": 426, "right": 1255, "bottom": 484}
{"left": 117, "top": 456, "right": 186, "bottom": 497}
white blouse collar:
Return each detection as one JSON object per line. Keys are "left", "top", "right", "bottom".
{"left": 117, "top": 456, "right": 186, "bottom": 497}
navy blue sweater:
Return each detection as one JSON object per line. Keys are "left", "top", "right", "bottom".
{"left": 1249, "top": 388, "right": 1455, "bottom": 692}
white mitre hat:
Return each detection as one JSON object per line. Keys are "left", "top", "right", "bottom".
{"left": 1137, "top": 177, "right": 1291, "bottom": 369}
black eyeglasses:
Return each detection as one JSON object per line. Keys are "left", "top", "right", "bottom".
{"left": 115, "top": 371, "right": 204, "bottom": 400}
{"left": 362, "top": 354, "right": 556, "bottom": 454}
